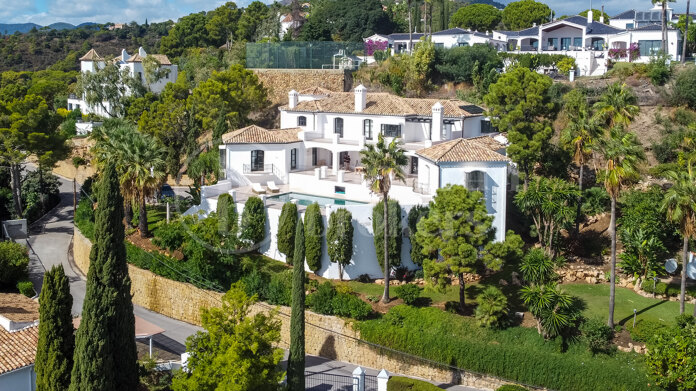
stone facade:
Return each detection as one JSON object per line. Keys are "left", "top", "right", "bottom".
{"left": 251, "top": 69, "right": 352, "bottom": 105}
{"left": 73, "top": 228, "right": 536, "bottom": 391}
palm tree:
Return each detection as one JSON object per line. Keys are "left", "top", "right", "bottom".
{"left": 660, "top": 161, "right": 696, "bottom": 315}
{"left": 682, "top": 0, "right": 691, "bottom": 63}
{"left": 407, "top": 0, "right": 414, "bottom": 53}
{"left": 593, "top": 82, "right": 640, "bottom": 128}
{"left": 597, "top": 126, "right": 646, "bottom": 328}
{"left": 653, "top": 0, "right": 676, "bottom": 52}
{"left": 120, "top": 132, "right": 167, "bottom": 238}
{"left": 360, "top": 133, "right": 408, "bottom": 303}
{"left": 561, "top": 105, "right": 601, "bottom": 233}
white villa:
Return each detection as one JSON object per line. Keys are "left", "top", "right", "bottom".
{"left": 365, "top": 28, "right": 505, "bottom": 54}
{"left": 191, "top": 86, "right": 513, "bottom": 280}
{"left": 67, "top": 47, "right": 178, "bottom": 117}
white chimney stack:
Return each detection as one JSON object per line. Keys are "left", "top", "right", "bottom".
{"left": 121, "top": 49, "right": 128, "bottom": 62}
{"left": 600, "top": 5, "right": 605, "bottom": 23}
{"left": 355, "top": 84, "right": 367, "bottom": 112}
{"left": 138, "top": 46, "right": 147, "bottom": 57}
{"left": 587, "top": 9, "right": 593, "bottom": 24}
{"left": 288, "top": 90, "right": 298, "bottom": 109}
{"left": 431, "top": 102, "right": 444, "bottom": 141}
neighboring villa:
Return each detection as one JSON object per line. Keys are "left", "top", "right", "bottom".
{"left": 368, "top": 5, "right": 682, "bottom": 77}
{"left": 190, "top": 86, "right": 512, "bottom": 280}
{"left": 67, "top": 47, "right": 178, "bottom": 117}
{"left": 0, "top": 294, "right": 39, "bottom": 391}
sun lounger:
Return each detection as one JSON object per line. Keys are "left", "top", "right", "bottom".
{"left": 252, "top": 183, "right": 266, "bottom": 194}
{"left": 267, "top": 181, "right": 280, "bottom": 193}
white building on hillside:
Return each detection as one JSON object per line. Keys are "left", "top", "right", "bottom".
{"left": 67, "top": 47, "right": 178, "bottom": 117}
{"left": 493, "top": 10, "right": 682, "bottom": 76}
{"left": 383, "top": 28, "right": 505, "bottom": 54}
{"left": 190, "top": 86, "right": 513, "bottom": 280}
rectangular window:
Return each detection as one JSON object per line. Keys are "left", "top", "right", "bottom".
{"left": 334, "top": 118, "right": 344, "bottom": 138}
{"left": 435, "top": 43, "right": 444, "bottom": 48}
{"left": 298, "top": 116, "right": 307, "bottom": 126}
{"left": 363, "top": 119, "right": 373, "bottom": 140}
{"left": 547, "top": 38, "right": 558, "bottom": 50}
{"left": 381, "top": 124, "right": 402, "bottom": 137}
{"left": 312, "top": 148, "right": 317, "bottom": 166}
{"left": 335, "top": 186, "right": 346, "bottom": 194}
{"left": 560, "top": 38, "right": 571, "bottom": 50}
{"left": 290, "top": 148, "right": 297, "bottom": 170}
{"left": 573, "top": 37, "right": 582, "bottom": 48}
{"left": 638, "top": 40, "right": 661, "bottom": 56}
{"left": 626, "top": 23, "right": 634, "bottom": 29}
{"left": 410, "top": 157, "right": 418, "bottom": 175}
{"left": 219, "top": 149, "right": 226, "bottom": 170}
{"left": 442, "top": 123, "right": 452, "bottom": 139}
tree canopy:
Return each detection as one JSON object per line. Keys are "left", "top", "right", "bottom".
{"left": 450, "top": 4, "right": 502, "bottom": 32}
{"left": 502, "top": 0, "right": 552, "bottom": 30}
{"left": 301, "top": 0, "right": 395, "bottom": 41}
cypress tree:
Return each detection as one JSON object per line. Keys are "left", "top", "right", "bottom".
{"left": 240, "top": 196, "right": 266, "bottom": 247}
{"left": 217, "top": 193, "right": 238, "bottom": 238}
{"left": 287, "top": 218, "right": 305, "bottom": 390}
{"left": 70, "top": 163, "right": 138, "bottom": 391}
{"left": 36, "top": 265, "right": 74, "bottom": 391}
{"left": 304, "top": 202, "right": 324, "bottom": 273}
{"left": 277, "top": 202, "right": 297, "bottom": 265}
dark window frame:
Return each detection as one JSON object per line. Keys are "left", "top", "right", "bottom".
{"left": 251, "top": 150, "right": 264, "bottom": 171}
{"left": 363, "top": 119, "right": 373, "bottom": 140}
{"left": 291, "top": 148, "right": 297, "bottom": 170}
{"left": 298, "top": 116, "right": 307, "bottom": 126}
{"left": 381, "top": 124, "right": 402, "bottom": 137}
{"left": 334, "top": 117, "right": 344, "bottom": 137}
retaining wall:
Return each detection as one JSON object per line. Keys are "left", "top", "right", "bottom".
{"left": 73, "top": 227, "right": 523, "bottom": 390}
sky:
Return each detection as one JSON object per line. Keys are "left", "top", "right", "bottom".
{"left": 0, "top": 0, "right": 690, "bottom": 26}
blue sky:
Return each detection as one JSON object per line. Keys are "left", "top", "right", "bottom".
{"left": 1, "top": 0, "right": 689, "bottom": 26}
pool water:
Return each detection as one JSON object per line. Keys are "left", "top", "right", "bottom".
{"left": 267, "top": 192, "right": 367, "bottom": 207}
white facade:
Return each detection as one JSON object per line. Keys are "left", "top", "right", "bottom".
{"left": 494, "top": 11, "right": 683, "bottom": 76}
{"left": 190, "top": 86, "right": 512, "bottom": 279}
{"left": 387, "top": 29, "right": 505, "bottom": 54}
{"left": 67, "top": 47, "right": 178, "bottom": 117}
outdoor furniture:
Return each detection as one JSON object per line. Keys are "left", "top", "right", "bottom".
{"left": 355, "top": 166, "right": 365, "bottom": 173}
{"left": 267, "top": 181, "right": 280, "bottom": 193}
{"left": 251, "top": 183, "right": 266, "bottom": 194}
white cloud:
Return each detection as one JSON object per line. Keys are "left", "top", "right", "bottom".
{"left": 1, "top": 0, "right": 687, "bottom": 26}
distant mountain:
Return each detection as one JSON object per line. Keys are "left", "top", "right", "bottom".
{"left": 0, "top": 21, "right": 97, "bottom": 34}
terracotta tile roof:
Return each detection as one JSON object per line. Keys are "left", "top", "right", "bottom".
{"left": 127, "top": 54, "right": 172, "bottom": 65}
{"left": 0, "top": 294, "right": 39, "bottom": 323}
{"left": 416, "top": 136, "right": 509, "bottom": 163}
{"left": 221, "top": 125, "right": 302, "bottom": 144}
{"left": 0, "top": 325, "right": 38, "bottom": 374}
{"left": 79, "top": 48, "right": 102, "bottom": 61}
{"left": 282, "top": 92, "right": 483, "bottom": 118}
{"left": 298, "top": 86, "right": 334, "bottom": 95}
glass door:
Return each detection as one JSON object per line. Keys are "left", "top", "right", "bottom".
{"left": 251, "top": 150, "right": 264, "bottom": 172}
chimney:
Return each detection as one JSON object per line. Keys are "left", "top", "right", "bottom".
{"left": 121, "top": 49, "right": 128, "bottom": 62}
{"left": 587, "top": 9, "right": 593, "bottom": 24}
{"left": 354, "top": 84, "right": 367, "bottom": 112}
{"left": 138, "top": 46, "right": 147, "bottom": 57}
{"left": 288, "top": 90, "right": 298, "bottom": 109}
{"left": 431, "top": 102, "right": 443, "bottom": 141}
{"left": 600, "top": 6, "right": 605, "bottom": 23}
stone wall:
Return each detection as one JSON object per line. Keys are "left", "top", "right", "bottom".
{"left": 251, "top": 69, "right": 352, "bottom": 105}
{"left": 72, "top": 228, "right": 531, "bottom": 390}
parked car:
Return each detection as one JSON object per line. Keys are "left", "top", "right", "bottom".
{"left": 159, "top": 184, "right": 176, "bottom": 201}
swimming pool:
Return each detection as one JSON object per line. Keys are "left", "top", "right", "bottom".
{"left": 267, "top": 192, "right": 367, "bottom": 207}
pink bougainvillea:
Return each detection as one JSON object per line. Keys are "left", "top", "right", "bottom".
{"left": 364, "top": 39, "right": 388, "bottom": 56}
{"left": 628, "top": 43, "right": 640, "bottom": 62}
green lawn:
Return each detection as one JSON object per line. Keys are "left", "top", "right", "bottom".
{"left": 132, "top": 204, "right": 180, "bottom": 234}
{"left": 564, "top": 283, "right": 694, "bottom": 326}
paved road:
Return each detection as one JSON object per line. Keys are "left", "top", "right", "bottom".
{"left": 25, "top": 167, "right": 480, "bottom": 390}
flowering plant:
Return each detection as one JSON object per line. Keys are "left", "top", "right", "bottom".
{"left": 364, "top": 39, "right": 388, "bottom": 56}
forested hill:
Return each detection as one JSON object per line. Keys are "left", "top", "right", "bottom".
{"left": 0, "top": 22, "right": 169, "bottom": 72}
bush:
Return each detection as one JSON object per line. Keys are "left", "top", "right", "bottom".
{"left": 475, "top": 286, "right": 508, "bottom": 329}
{"left": 17, "top": 280, "right": 35, "bottom": 298}
{"left": 581, "top": 187, "right": 610, "bottom": 217}
{"left": 240, "top": 196, "right": 266, "bottom": 246}
{"left": 497, "top": 386, "right": 529, "bottom": 391}
{"left": 387, "top": 376, "right": 442, "bottom": 390}
{"left": 395, "top": 283, "right": 422, "bottom": 305}
{"left": 331, "top": 291, "right": 372, "bottom": 320}
{"left": 265, "top": 270, "right": 292, "bottom": 306}
{"left": 630, "top": 320, "right": 667, "bottom": 343}
{"left": 646, "top": 54, "right": 672, "bottom": 86}
{"left": 241, "top": 267, "right": 270, "bottom": 300}
{"left": 556, "top": 57, "right": 576, "bottom": 75}
{"left": 675, "top": 314, "right": 696, "bottom": 329}
{"left": 0, "top": 241, "right": 30, "bottom": 287}
{"left": 152, "top": 221, "right": 186, "bottom": 251}
{"left": 580, "top": 318, "right": 615, "bottom": 355}
{"left": 307, "top": 282, "right": 336, "bottom": 315}
{"left": 669, "top": 65, "right": 696, "bottom": 109}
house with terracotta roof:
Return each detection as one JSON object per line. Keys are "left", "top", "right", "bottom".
{"left": 67, "top": 47, "right": 178, "bottom": 117}
{"left": 199, "top": 86, "right": 511, "bottom": 279}
{"left": 493, "top": 9, "right": 682, "bottom": 76}
{"left": 0, "top": 294, "right": 40, "bottom": 391}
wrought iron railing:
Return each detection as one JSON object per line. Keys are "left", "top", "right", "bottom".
{"left": 241, "top": 163, "right": 284, "bottom": 181}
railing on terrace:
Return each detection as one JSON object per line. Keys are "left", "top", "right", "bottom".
{"left": 242, "top": 163, "right": 285, "bottom": 181}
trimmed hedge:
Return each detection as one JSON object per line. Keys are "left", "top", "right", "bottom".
{"left": 17, "top": 280, "right": 35, "bottom": 298}
{"left": 497, "top": 386, "right": 529, "bottom": 391}
{"left": 387, "top": 376, "right": 442, "bottom": 390}
{"left": 358, "top": 306, "right": 651, "bottom": 391}
{"left": 307, "top": 282, "right": 372, "bottom": 320}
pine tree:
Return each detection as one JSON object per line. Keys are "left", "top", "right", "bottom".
{"left": 277, "top": 202, "right": 297, "bottom": 265}
{"left": 36, "top": 265, "right": 74, "bottom": 391}
{"left": 70, "top": 163, "right": 138, "bottom": 391}
{"left": 287, "top": 218, "right": 305, "bottom": 390}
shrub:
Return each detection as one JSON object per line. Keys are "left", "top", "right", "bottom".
{"left": 152, "top": 221, "right": 186, "bottom": 251}
{"left": 475, "top": 286, "right": 508, "bottom": 329}
{"left": 304, "top": 203, "right": 324, "bottom": 273}
{"left": 241, "top": 267, "right": 270, "bottom": 300}
{"left": 630, "top": 320, "right": 667, "bottom": 343}
{"left": 240, "top": 196, "right": 266, "bottom": 246}
{"left": 407, "top": 205, "right": 430, "bottom": 266}
{"left": 675, "top": 314, "right": 696, "bottom": 329}
{"left": 307, "top": 282, "right": 336, "bottom": 315}
{"left": 216, "top": 193, "right": 238, "bottom": 238}
{"left": 581, "top": 187, "right": 610, "bottom": 217}
{"left": 265, "top": 270, "right": 293, "bottom": 306}
{"left": 580, "top": 318, "right": 615, "bottom": 355}
{"left": 646, "top": 54, "right": 671, "bottom": 86}
{"left": 645, "top": 324, "right": 696, "bottom": 391}
{"left": 395, "top": 283, "right": 422, "bottom": 305}
{"left": 497, "top": 386, "right": 529, "bottom": 391}
{"left": 387, "top": 376, "right": 442, "bottom": 390}
{"left": 331, "top": 291, "right": 372, "bottom": 320}
{"left": 0, "top": 241, "right": 30, "bottom": 287}
{"left": 556, "top": 57, "right": 575, "bottom": 75}
{"left": 669, "top": 65, "right": 696, "bottom": 109}
{"left": 17, "top": 280, "right": 35, "bottom": 297}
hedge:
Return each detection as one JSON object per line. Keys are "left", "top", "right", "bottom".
{"left": 497, "top": 386, "right": 529, "bottom": 391}
{"left": 387, "top": 376, "right": 442, "bottom": 390}
{"left": 357, "top": 306, "right": 651, "bottom": 391}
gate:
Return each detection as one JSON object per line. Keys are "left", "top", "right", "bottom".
{"left": 305, "top": 371, "right": 354, "bottom": 391}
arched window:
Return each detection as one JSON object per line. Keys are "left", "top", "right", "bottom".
{"left": 467, "top": 171, "right": 485, "bottom": 195}
{"left": 334, "top": 118, "right": 344, "bottom": 137}
{"left": 363, "top": 119, "right": 373, "bottom": 140}
{"left": 297, "top": 116, "right": 307, "bottom": 126}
